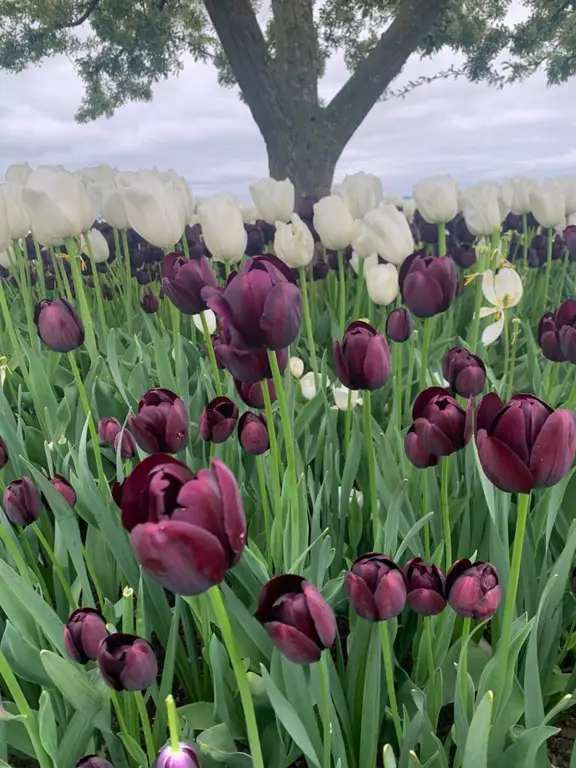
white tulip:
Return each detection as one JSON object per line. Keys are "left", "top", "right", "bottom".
{"left": 363, "top": 204, "right": 414, "bottom": 265}
{"left": 300, "top": 371, "right": 318, "bottom": 400}
{"left": 332, "top": 172, "right": 383, "bottom": 219}
{"left": 508, "top": 177, "right": 534, "bottom": 215}
{"left": 479, "top": 267, "right": 523, "bottom": 345}
{"left": 193, "top": 310, "right": 217, "bottom": 335}
{"left": 401, "top": 198, "right": 416, "bottom": 222}
{"left": 162, "top": 170, "right": 194, "bottom": 225}
{"left": 460, "top": 183, "right": 502, "bottom": 236}
{"left": 529, "top": 181, "right": 565, "bottom": 228}
{"left": 1, "top": 183, "right": 30, "bottom": 239}
{"left": 351, "top": 219, "right": 378, "bottom": 259}
{"left": 365, "top": 263, "right": 399, "bottom": 306}
{"left": 498, "top": 179, "right": 514, "bottom": 221}
{"left": 101, "top": 188, "right": 130, "bottom": 230}
{"left": 80, "top": 165, "right": 116, "bottom": 186}
{"left": 313, "top": 196, "right": 355, "bottom": 250}
{"left": 250, "top": 177, "right": 295, "bottom": 224}
{"left": 0, "top": 248, "right": 16, "bottom": 269}
{"left": 240, "top": 204, "right": 260, "bottom": 225}
{"left": 383, "top": 193, "right": 403, "bottom": 208}
{"left": 5, "top": 162, "right": 32, "bottom": 185}
{"left": 81, "top": 228, "right": 109, "bottom": 263}
{"left": 198, "top": 198, "right": 247, "bottom": 263}
{"left": 350, "top": 251, "right": 378, "bottom": 275}
{"left": 289, "top": 357, "right": 304, "bottom": 378}
{"left": 122, "top": 169, "right": 185, "bottom": 249}
{"left": 274, "top": 214, "right": 314, "bottom": 268}
{"left": 558, "top": 176, "right": 576, "bottom": 217}
{"left": 413, "top": 175, "right": 458, "bottom": 224}
{"left": 332, "top": 385, "right": 363, "bottom": 411}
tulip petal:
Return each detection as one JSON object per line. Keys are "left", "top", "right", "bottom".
{"left": 128, "top": 414, "right": 160, "bottom": 455}
{"left": 494, "top": 267, "right": 523, "bottom": 305}
{"left": 260, "top": 283, "right": 303, "bottom": 349}
{"left": 264, "top": 622, "right": 322, "bottom": 664}
{"left": 412, "top": 387, "right": 449, "bottom": 420}
{"left": 403, "top": 272, "right": 444, "bottom": 318}
{"left": 344, "top": 572, "right": 379, "bottom": 621}
{"left": 373, "top": 569, "right": 407, "bottom": 620}
{"left": 481, "top": 315, "right": 504, "bottom": 345}
{"left": 406, "top": 588, "right": 446, "bottom": 616}
{"left": 302, "top": 582, "right": 336, "bottom": 649}
{"left": 530, "top": 409, "right": 576, "bottom": 487}
{"left": 478, "top": 306, "right": 499, "bottom": 318}
{"left": 413, "top": 418, "right": 454, "bottom": 456}
{"left": 475, "top": 392, "right": 504, "bottom": 434}
{"left": 212, "top": 459, "right": 246, "bottom": 563}
{"left": 481, "top": 270, "right": 497, "bottom": 305}
{"left": 477, "top": 434, "right": 534, "bottom": 493}
{"left": 165, "top": 398, "right": 190, "bottom": 453}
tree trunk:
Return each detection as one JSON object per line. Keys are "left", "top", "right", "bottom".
{"left": 267, "top": 129, "right": 339, "bottom": 198}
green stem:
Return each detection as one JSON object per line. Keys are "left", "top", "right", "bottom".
{"left": 121, "top": 230, "right": 133, "bottom": 333}
{"left": 181, "top": 234, "right": 191, "bottom": 259}
{"left": 425, "top": 615, "right": 435, "bottom": 681}
{"left": 438, "top": 222, "right": 447, "bottom": 257}
{"left": 404, "top": 331, "right": 417, "bottom": 417}
{"left": 566, "top": 376, "right": 576, "bottom": 411}
{"left": 111, "top": 690, "right": 129, "bottom": 736}
{"left": 337, "top": 251, "right": 346, "bottom": 335}
{"left": 363, "top": 391, "right": 379, "bottom": 545}
{"left": 394, "top": 343, "right": 403, "bottom": 433}
{"left": 506, "top": 319, "right": 518, "bottom": 401}
{"left": 0, "top": 279, "right": 24, "bottom": 363}
{"left": 208, "top": 586, "right": 264, "bottom": 768}
{"left": 379, "top": 621, "right": 403, "bottom": 746}
{"left": 522, "top": 215, "right": 528, "bottom": 272}
{"left": 19, "top": 532, "right": 49, "bottom": 598}
{"left": 352, "top": 258, "right": 365, "bottom": 320}
{"left": 200, "top": 311, "right": 222, "bottom": 395}
{"left": 65, "top": 238, "right": 98, "bottom": 362}
{"left": 469, "top": 252, "right": 486, "bottom": 353}
{"left": 541, "top": 227, "right": 554, "bottom": 317}
{"left": 318, "top": 653, "right": 332, "bottom": 768}
{"left": 135, "top": 691, "right": 157, "bottom": 765}
{"left": 419, "top": 319, "right": 432, "bottom": 390}
{"left": 32, "top": 236, "right": 47, "bottom": 297}
{"left": 14, "top": 242, "right": 37, "bottom": 347}
{"left": 441, "top": 457, "right": 452, "bottom": 569}
{"left": 299, "top": 267, "right": 318, "bottom": 377}
{"left": 344, "top": 388, "right": 353, "bottom": 451}
{"left": 500, "top": 315, "right": 510, "bottom": 399}
{"left": 256, "top": 455, "right": 273, "bottom": 572}
{"left": 261, "top": 380, "right": 283, "bottom": 566}
{"left": 166, "top": 693, "right": 180, "bottom": 753}
{"left": 422, "top": 469, "right": 430, "bottom": 559}
{"left": 32, "top": 523, "right": 76, "bottom": 609}
{"left": 459, "top": 617, "right": 472, "bottom": 716}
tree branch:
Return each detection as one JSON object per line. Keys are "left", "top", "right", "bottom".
{"left": 271, "top": 0, "right": 319, "bottom": 106}
{"left": 50, "top": 0, "right": 102, "bottom": 31}
{"left": 325, "top": 0, "right": 449, "bottom": 147}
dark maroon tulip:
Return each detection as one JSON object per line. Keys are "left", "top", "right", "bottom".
{"left": 245, "top": 225, "right": 266, "bottom": 256}
{"left": 198, "top": 397, "right": 239, "bottom": 443}
{"left": 475, "top": 392, "right": 576, "bottom": 493}
{"left": 111, "top": 480, "right": 124, "bottom": 508}
{"left": 162, "top": 253, "right": 218, "bottom": 315}
{"left": 203, "top": 253, "right": 302, "bottom": 350}
{"left": 235, "top": 378, "right": 276, "bottom": 409}
{"left": 98, "top": 633, "right": 158, "bottom": 691}
{"left": 136, "top": 269, "right": 151, "bottom": 285}
{"left": 121, "top": 455, "right": 246, "bottom": 595}
{"left": 238, "top": 412, "right": 269, "bottom": 455}
{"left": 0, "top": 437, "right": 8, "bottom": 469}
{"left": 155, "top": 742, "right": 200, "bottom": 768}
{"left": 65, "top": 607, "right": 109, "bottom": 664}
{"left": 450, "top": 244, "right": 476, "bottom": 269}
{"left": 385, "top": 307, "right": 413, "bottom": 343}
{"left": 257, "top": 574, "right": 336, "bottom": 664}
{"left": 564, "top": 225, "right": 576, "bottom": 261}
{"left": 75, "top": 757, "right": 114, "bottom": 768}
{"left": 442, "top": 347, "right": 486, "bottom": 398}
{"left": 503, "top": 213, "right": 523, "bottom": 233}
{"left": 295, "top": 195, "right": 317, "bottom": 224}
{"left": 114, "top": 430, "right": 137, "bottom": 459}
{"left": 3, "top": 476, "right": 42, "bottom": 527}
{"left": 50, "top": 474, "right": 77, "bottom": 507}
{"left": 447, "top": 213, "right": 474, "bottom": 244}
{"left": 404, "top": 387, "right": 470, "bottom": 468}
{"left": 404, "top": 558, "right": 446, "bottom": 615}
{"left": 446, "top": 559, "right": 501, "bottom": 620}
{"left": 572, "top": 566, "right": 576, "bottom": 597}
{"left": 215, "top": 340, "right": 288, "bottom": 384}
{"left": 398, "top": 251, "right": 458, "bottom": 318}
{"left": 345, "top": 553, "right": 407, "bottom": 622}
{"left": 538, "top": 299, "right": 576, "bottom": 364}
{"left": 128, "top": 388, "right": 189, "bottom": 455}
{"left": 312, "top": 261, "right": 330, "bottom": 281}
{"left": 333, "top": 321, "right": 390, "bottom": 391}
{"left": 34, "top": 298, "right": 85, "bottom": 352}
{"left": 414, "top": 211, "right": 438, "bottom": 244}
{"left": 141, "top": 288, "right": 160, "bottom": 314}
{"left": 98, "top": 417, "right": 122, "bottom": 445}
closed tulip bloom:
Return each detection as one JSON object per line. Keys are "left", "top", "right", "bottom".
{"left": 450, "top": 243, "right": 477, "bottom": 269}
{"left": 34, "top": 298, "right": 85, "bottom": 352}
{"left": 1, "top": 182, "right": 30, "bottom": 240}
{"left": 5, "top": 162, "right": 32, "bottom": 185}
{"left": 50, "top": 474, "right": 77, "bottom": 507}
{"left": 538, "top": 299, "right": 576, "bottom": 363}
{"left": 250, "top": 177, "right": 295, "bottom": 224}
{"left": 257, "top": 574, "right": 336, "bottom": 664}
{"left": 162, "top": 253, "right": 218, "bottom": 315}
{"left": 333, "top": 321, "right": 390, "bottom": 391}
{"left": 98, "top": 633, "right": 158, "bottom": 691}
{"left": 215, "top": 341, "right": 288, "bottom": 384}
{"left": 345, "top": 553, "right": 407, "bottom": 621}
{"left": 364, "top": 205, "right": 415, "bottom": 265}
{"left": 413, "top": 175, "right": 458, "bottom": 224}
{"left": 313, "top": 195, "right": 355, "bottom": 250}
{"left": 404, "top": 387, "right": 470, "bottom": 469}
{"left": 460, "top": 183, "right": 502, "bottom": 236}
{"left": 82, "top": 228, "right": 109, "bottom": 263}
{"left": 199, "top": 397, "right": 239, "bottom": 443}
{"left": 398, "top": 252, "right": 458, "bottom": 318}
{"left": 475, "top": 392, "right": 576, "bottom": 493}
{"left": 289, "top": 356, "right": 304, "bottom": 378}
{"left": 446, "top": 559, "right": 501, "bottom": 620}
{"left": 0, "top": 437, "right": 8, "bottom": 469}
{"left": 3, "top": 477, "right": 42, "bottom": 526}
{"left": 404, "top": 558, "right": 446, "bottom": 615}
{"left": 65, "top": 608, "right": 109, "bottom": 664}
{"left": 122, "top": 170, "right": 185, "bottom": 249}
{"left": 332, "top": 172, "right": 383, "bottom": 219}
{"left": 128, "top": 388, "right": 189, "bottom": 455}
{"left": 155, "top": 742, "right": 200, "bottom": 768}
{"left": 98, "top": 417, "right": 122, "bottom": 446}
{"left": 332, "top": 385, "right": 363, "bottom": 411}
{"left": 442, "top": 347, "right": 486, "bottom": 397}
{"left": 274, "top": 214, "right": 314, "bottom": 268}
{"left": 203, "top": 254, "right": 302, "bottom": 350}
{"left": 121, "top": 455, "right": 246, "bottom": 594}
{"left": 75, "top": 757, "right": 114, "bottom": 768}
{"left": 238, "top": 412, "right": 269, "bottom": 454}
{"left": 559, "top": 176, "right": 576, "bottom": 217}
{"left": 529, "top": 180, "right": 565, "bottom": 228}
{"left": 141, "top": 288, "right": 160, "bottom": 314}
{"left": 235, "top": 378, "right": 276, "bottom": 409}
{"left": 365, "top": 263, "right": 399, "bottom": 306}
{"left": 509, "top": 177, "right": 534, "bottom": 215}
{"left": 386, "top": 307, "right": 413, "bottom": 343}
{"left": 198, "top": 198, "right": 247, "bottom": 263}
{"left": 193, "top": 309, "right": 217, "bottom": 335}
{"left": 350, "top": 219, "right": 378, "bottom": 260}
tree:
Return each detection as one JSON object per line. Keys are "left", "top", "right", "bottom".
{"left": 1, "top": 0, "right": 576, "bottom": 195}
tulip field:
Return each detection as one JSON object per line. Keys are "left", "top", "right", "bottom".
{"left": 1, "top": 167, "right": 576, "bottom": 768}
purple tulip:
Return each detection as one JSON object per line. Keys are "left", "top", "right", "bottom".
{"left": 538, "top": 299, "right": 576, "bottom": 364}
{"left": 398, "top": 251, "right": 458, "bottom": 318}
{"left": 442, "top": 347, "right": 486, "bottom": 398}
{"left": 446, "top": 559, "right": 501, "bottom": 620}
{"left": 65, "top": 608, "right": 109, "bottom": 664}
{"left": 141, "top": 288, "right": 160, "bottom": 314}
{"left": 245, "top": 225, "right": 266, "bottom": 256}
{"left": 475, "top": 392, "right": 576, "bottom": 493}
{"left": 257, "top": 575, "right": 336, "bottom": 664}
{"left": 235, "top": 378, "right": 276, "bottom": 409}
{"left": 404, "top": 558, "right": 446, "bottom": 615}
{"left": 238, "top": 412, "right": 269, "bottom": 455}
{"left": 154, "top": 742, "right": 200, "bottom": 768}
{"left": 447, "top": 213, "right": 474, "bottom": 244}
{"left": 161, "top": 253, "right": 217, "bottom": 315}
{"left": 450, "top": 244, "right": 477, "bottom": 269}
{"left": 404, "top": 387, "right": 470, "bottom": 469}
{"left": 75, "top": 757, "right": 114, "bottom": 768}
{"left": 215, "top": 340, "right": 288, "bottom": 384}
{"left": 3, "top": 476, "right": 42, "bottom": 527}
{"left": 198, "top": 397, "right": 239, "bottom": 443}
{"left": 49, "top": 474, "right": 77, "bottom": 507}
{"left": 98, "top": 417, "right": 122, "bottom": 445}
{"left": 203, "top": 253, "right": 302, "bottom": 350}
{"left": 385, "top": 307, "right": 413, "bottom": 343}
{"left": 34, "top": 298, "right": 85, "bottom": 352}
{"left": 128, "top": 388, "right": 189, "bottom": 455}
{"left": 333, "top": 321, "right": 390, "bottom": 391}
{"left": 98, "top": 633, "right": 158, "bottom": 691}
{"left": 345, "top": 553, "right": 407, "bottom": 622}
{"left": 121, "top": 455, "right": 246, "bottom": 595}
{"left": 564, "top": 225, "right": 576, "bottom": 261}
{"left": 0, "top": 437, "right": 8, "bottom": 469}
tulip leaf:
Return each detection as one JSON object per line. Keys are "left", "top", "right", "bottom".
{"left": 197, "top": 723, "right": 253, "bottom": 765}
{"left": 106, "top": 330, "right": 136, "bottom": 407}
{"left": 56, "top": 710, "right": 96, "bottom": 768}
{"left": 0, "top": 621, "right": 53, "bottom": 688}
{"left": 178, "top": 702, "right": 218, "bottom": 732}
{"left": 501, "top": 725, "right": 559, "bottom": 767}
{"left": 359, "top": 624, "right": 383, "bottom": 768}
{"left": 461, "top": 690, "right": 493, "bottom": 768}
{"left": 119, "top": 732, "right": 149, "bottom": 766}
{"left": 141, "top": 313, "right": 177, "bottom": 392}
{"left": 38, "top": 691, "right": 58, "bottom": 763}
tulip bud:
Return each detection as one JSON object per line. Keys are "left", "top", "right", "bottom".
{"left": 128, "top": 388, "right": 189, "bottom": 454}
{"left": 332, "top": 172, "right": 383, "bottom": 219}
{"left": 238, "top": 412, "right": 269, "bottom": 455}
{"left": 98, "top": 417, "right": 122, "bottom": 446}
{"left": 529, "top": 181, "right": 565, "bottom": 228}
{"left": 299, "top": 371, "right": 318, "bottom": 400}
{"left": 198, "top": 397, "right": 239, "bottom": 443}
{"left": 345, "top": 553, "right": 407, "bottom": 621}
{"left": 214, "top": 340, "right": 288, "bottom": 384}
{"left": 65, "top": 607, "right": 109, "bottom": 664}
{"left": 289, "top": 356, "right": 304, "bottom": 378}
{"left": 460, "top": 183, "right": 502, "bottom": 236}
{"left": 404, "top": 387, "right": 470, "bottom": 468}
{"left": 161, "top": 253, "right": 218, "bottom": 315}
{"left": 34, "top": 298, "right": 85, "bottom": 353}
{"left": 274, "top": 214, "right": 314, "bottom": 268}
{"left": 450, "top": 244, "right": 476, "bottom": 269}
{"left": 413, "top": 175, "right": 458, "bottom": 224}
{"left": 365, "top": 263, "right": 399, "bottom": 306}
{"left": 141, "top": 288, "right": 160, "bottom": 314}
{"left": 3, "top": 476, "right": 42, "bottom": 527}
{"left": 257, "top": 574, "right": 336, "bottom": 664}
{"left": 363, "top": 205, "right": 414, "bottom": 265}
{"left": 398, "top": 252, "right": 458, "bottom": 318}
{"left": 111, "top": 480, "right": 124, "bottom": 508}
{"left": 75, "top": 757, "right": 114, "bottom": 768}
{"left": 441, "top": 347, "right": 486, "bottom": 397}
{"left": 198, "top": 198, "right": 247, "bottom": 263}
{"left": 244, "top": 224, "right": 266, "bottom": 256}
{"left": 538, "top": 299, "right": 576, "bottom": 364}
{"left": 235, "top": 378, "right": 276, "bottom": 409}
{"left": 49, "top": 474, "right": 77, "bottom": 507}
{"left": 114, "top": 430, "right": 137, "bottom": 459}
{"left": 332, "top": 385, "right": 362, "bottom": 411}
{"left": 404, "top": 558, "right": 446, "bottom": 615}
{"left": 385, "top": 307, "right": 412, "bottom": 343}
{"left": 98, "top": 633, "right": 158, "bottom": 691}
{"left": 0, "top": 437, "right": 8, "bottom": 469}
{"left": 333, "top": 321, "right": 390, "bottom": 391}
{"left": 445, "top": 559, "right": 501, "bottom": 620}
{"left": 313, "top": 196, "right": 355, "bottom": 251}
{"left": 154, "top": 742, "right": 200, "bottom": 768}
{"left": 250, "top": 177, "right": 295, "bottom": 225}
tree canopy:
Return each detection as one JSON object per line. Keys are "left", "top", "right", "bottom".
{"left": 1, "top": 0, "right": 575, "bottom": 193}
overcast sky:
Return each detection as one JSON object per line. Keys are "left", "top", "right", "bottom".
{"left": 1, "top": 36, "right": 575, "bottom": 199}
